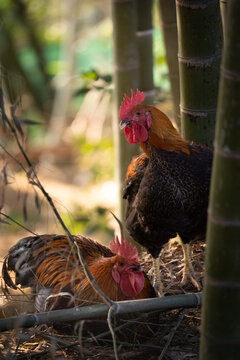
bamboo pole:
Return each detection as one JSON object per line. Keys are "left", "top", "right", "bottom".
{"left": 200, "top": 1, "right": 240, "bottom": 358}
{"left": 47, "top": 0, "right": 78, "bottom": 144}
{"left": 176, "top": 0, "right": 222, "bottom": 147}
{"left": 0, "top": 293, "right": 201, "bottom": 332}
{"left": 158, "top": 0, "right": 180, "bottom": 130}
{"left": 136, "top": 0, "right": 155, "bottom": 105}
{"left": 220, "top": 0, "right": 228, "bottom": 39}
{"left": 112, "top": 0, "right": 140, "bottom": 222}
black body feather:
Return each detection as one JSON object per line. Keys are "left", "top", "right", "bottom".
{"left": 123, "top": 144, "right": 213, "bottom": 258}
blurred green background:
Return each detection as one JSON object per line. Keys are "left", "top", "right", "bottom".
{"left": 0, "top": 0, "right": 170, "bottom": 248}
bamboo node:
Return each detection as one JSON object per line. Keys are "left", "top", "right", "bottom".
{"left": 178, "top": 52, "right": 222, "bottom": 68}
{"left": 214, "top": 145, "right": 240, "bottom": 160}
{"left": 221, "top": 66, "right": 240, "bottom": 82}
{"left": 114, "top": 64, "right": 139, "bottom": 72}
{"left": 136, "top": 29, "right": 153, "bottom": 37}
{"left": 180, "top": 105, "right": 216, "bottom": 117}
{"left": 208, "top": 211, "right": 240, "bottom": 227}
{"left": 205, "top": 274, "right": 240, "bottom": 289}
{"left": 176, "top": 0, "right": 216, "bottom": 10}
{"left": 159, "top": 21, "right": 177, "bottom": 29}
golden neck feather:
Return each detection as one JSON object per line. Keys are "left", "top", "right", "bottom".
{"left": 139, "top": 106, "right": 190, "bottom": 156}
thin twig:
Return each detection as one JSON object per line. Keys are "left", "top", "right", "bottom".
{"left": 158, "top": 308, "right": 188, "bottom": 360}
{"left": 13, "top": 329, "right": 27, "bottom": 359}
{"left": 0, "top": 92, "right": 120, "bottom": 356}
{"left": 107, "top": 306, "right": 119, "bottom": 360}
{"left": 76, "top": 320, "right": 85, "bottom": 359}
{"left": 0, "top": 107, "right": 113, "bottom": 308}
{"left": 85, "top": 309, "right": 161, "bottom": 343}
{"left": 0, "top": 143, "right": 27, "bottom": 174}
{"left": 16, "top": 334, "right": 92, "bottom": 360}
{"left": 42, "top": 333, "right": 91, "bottom": 355}
{"left": 0, "top": 211, "right": 37, "bottom": 235}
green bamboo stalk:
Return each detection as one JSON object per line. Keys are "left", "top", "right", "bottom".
{"left": 47, "top": 0, "right": 78, "bottom": 144}
{"left": 220, "top": 0, "right": 228, "bottom": 39}
{"left": 136, "top": 0, "right": 155, "bottom": 104}
{"left": 176, "top": 0, "right": 222, "bottom": 147}
{"left": 200, "top": 1, "right": 240, "bottom": 358}
{"left": 0, "top": 293, "right": 201, "bottom": 332}
{"left": 112, "top": 0, "right": 140, "bottom": 222}
{"left": 158, "top": 0, "right": 180, "bottom": 130}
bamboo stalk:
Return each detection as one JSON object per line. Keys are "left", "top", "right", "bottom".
{"left": 176, "top": 0, "right": 222, "bottom": 147}
{"left": 0, "top": 293, "right": 201, "bottom": 332}
{"left": 47, "top": 0, "right": 78, "bottom": 144}
{"left": 220, "top": 0, "right": 228, "bottom": 39}
{"left": 136, "top": 0, "right": 155, "bottom": 104}
{"left": 112, "top": 0, "right": 140, "bottom": 222}
{"left": 158, "top": 0, "right": 180, "bottom": 130}
{"left": 200, "top": 0, "right": 240, "bottom": 358}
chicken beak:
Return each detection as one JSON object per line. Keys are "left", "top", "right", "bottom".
{"left": 120, "top": 119, "right": 131, "bottom": 130}
{"left": 131, "top": 264, "right": 142, "bottom": 271}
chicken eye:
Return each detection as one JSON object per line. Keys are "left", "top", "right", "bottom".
{"left": 118, "top": 262, "right": 124, "bottom": 267}
{"left": 136, "top": 111, "right": 141, "bottom": 116}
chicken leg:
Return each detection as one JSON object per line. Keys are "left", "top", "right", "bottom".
{"left": 152, "top": 256, "right": 164, "bottom": 297}
{"left": 177, "top": 242, "right": 201, "bottom": 290}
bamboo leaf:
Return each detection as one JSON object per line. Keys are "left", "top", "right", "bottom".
{"left": 1, "top": 164, "right": 10, "bottom": 185}
{"left": 0, "top": 87, "right": 9, "bottom": 131}
{"left": 23, "top": 192, "right": 28, "bottom": 222}
{"left": 34, "top": 189, "right": 41, "bottom": 213}
{"left": 12, "top": 114, "right": 24, "bottom": 139}
{"left": 0, "top": 190, "right": 4, "bottom": 211}
{"left": 17, "top": 118, "right": 45, "bottom": 126}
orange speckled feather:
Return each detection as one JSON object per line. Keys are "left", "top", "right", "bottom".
{"left": 126, "top": 153, "right": 147, "bottom": 181}
{"left": 132, "top": 105, "right": 193, "bottom": 155}
{"left": 3, "top": 234, "right": 155, "bottom": 310}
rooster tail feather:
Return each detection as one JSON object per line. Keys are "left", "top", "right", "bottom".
{"left": 2, "top": 258, "right": 17, "bottom": 289}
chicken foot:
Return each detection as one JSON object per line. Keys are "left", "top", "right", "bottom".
{"left": 177, "top": 242, "right": 201, "bottom": 291}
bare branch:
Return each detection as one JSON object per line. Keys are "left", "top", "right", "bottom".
{"left": 0, "top": 91, "right": 114, "bottom": 307}
{"left": 0, "top": 211, "right": 37, "bottom": 235}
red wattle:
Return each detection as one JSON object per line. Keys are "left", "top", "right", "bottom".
{"left": 124, "top": 124, "right": 148, "bottom": 144}
{"left": 124, "top": 127, "right": 136, "bottom": 144}
{"left": 120, "top": 272, "right": 144, "bottom": 297}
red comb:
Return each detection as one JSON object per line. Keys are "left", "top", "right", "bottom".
{"left": 110, "top": 236, "right": 139, "bottom": 263}
{"left": 119, "top": 89, "right": 145, "bottom": 120}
